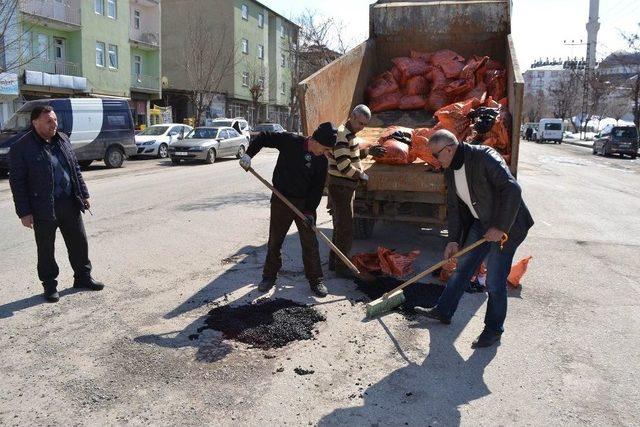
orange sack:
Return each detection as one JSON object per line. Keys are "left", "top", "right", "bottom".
{"left": 485, "top": 70, "right": 507, "bottom": 100}
{"left": 405, "top": 75, "right": 429, "bottom": 95}
{"left": 409, "top": 135, "right": 442, "bottom": 169}
{"left": 352, "top": 247, "right": 420, "bottom": 278}
{"left": 507, "top": 256, "right": 532, "bottom": 287}
{"left": 430, "top": 49, "right": 466, "bottom": 78}
{"left": 410, "top": 50, "right": 433, "bottom": 62}
{"left": 392, "top": 57, "right": 429, "bottom": 82}
{"left": 370, "top": 92, "right": 402, "bottom": 113}
{"left": 434, "top": 98, "right": 482, "bottom": 140}
{"left": 366, "top": 71, "right": 400, "bottom": 100}
{"left": 399, "top": 95, "right": 427, "bottom": 110}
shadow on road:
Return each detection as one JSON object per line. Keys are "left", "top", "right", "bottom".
{"left": 0, "top": 287, "right": 83, "bottom": 318}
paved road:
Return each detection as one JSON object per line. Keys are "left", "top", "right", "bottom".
{"left": 0, "top": 142, "right": 638, "bottom": 425}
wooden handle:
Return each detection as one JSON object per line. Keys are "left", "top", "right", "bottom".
{"left": 248, "top": 167, "right": 362, "bottom": 275}
{"left": 377, "top": 238, "right": 488, "bottom": 301}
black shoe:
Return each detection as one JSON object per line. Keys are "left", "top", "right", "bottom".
{"left": 257, "top": 277, "right": 276, "bottom": 292}
{"left": 471, "top": 329, "right": 502, "bottom": 348}
{"left": 413, "top": 306, "right": 451, "bottom": 325}
{"left": 43, "top": 284, "right": 59, "bottom": 303}
{"left": 309, "top": 279, "right": 328, "bottom": 298}
{"left": 73, "top": 277, "right": 105, "bottom": 291}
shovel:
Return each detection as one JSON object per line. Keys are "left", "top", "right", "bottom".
{"left": 246, "top": 167, "right": 375, "bottom": 282}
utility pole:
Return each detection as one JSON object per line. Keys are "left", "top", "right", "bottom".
{"left": 581, "top": 0, "right": 600, "bottom": 138}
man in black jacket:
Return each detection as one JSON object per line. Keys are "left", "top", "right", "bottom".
{"left": 9, "top": 105, "right": 104, "bottom": 302}
{"left": 415, "top": 129, "right": 534, "bottom": 348}
{"left": 239, "top": 123, "right": 337, "bottom": 297}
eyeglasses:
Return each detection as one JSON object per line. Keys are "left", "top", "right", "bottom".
{"left": 433, "top": 143, "right": 455, "bottom": 160}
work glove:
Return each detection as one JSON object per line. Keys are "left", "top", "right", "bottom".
{"left": 239, "top": 154, "right": 252, "bottom": 171}
{"left": 303, "top": 213, "right": 316, "bottom": 228}
{"left": 368, "top": 145, "right": 387, "bottom": 158}
{"left": 390, "top": 131, "right": 412, "bottom": 146}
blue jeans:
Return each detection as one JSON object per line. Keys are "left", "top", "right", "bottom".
{"left": 436, "top": 220, "right": 518, "bottom": 333}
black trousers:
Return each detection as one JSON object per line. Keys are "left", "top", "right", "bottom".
{"left": 33, "top": 197, "right": 92, "bottom": 287}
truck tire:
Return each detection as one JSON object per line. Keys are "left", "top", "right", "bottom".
{"left": 354, "top": 217, "right": 375, "bottom": 239}
{"left": 104, "top": 146, "right": 125, "bottom": 168}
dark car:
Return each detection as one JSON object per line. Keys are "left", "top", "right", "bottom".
{"left": 0, "top": 98, "right": 137, "bottom": 175}
{"left": 249, "top": 123, "right": 286, "bottom": 140}
{"left": 592, "top": 126, "right": 638, "bottom": 159}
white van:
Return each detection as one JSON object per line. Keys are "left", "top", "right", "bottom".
{"left": 537, "top": 118, "right": 564, "bottom": 144}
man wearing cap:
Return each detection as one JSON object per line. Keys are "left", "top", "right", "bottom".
{"left": 239, "top": 122, "right": 337, "bottom": 297}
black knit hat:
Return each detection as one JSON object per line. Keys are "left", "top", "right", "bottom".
{"left": 312, "top": 122, "right": 337, "bottom": 147}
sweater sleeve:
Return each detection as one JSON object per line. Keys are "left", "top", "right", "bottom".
{"left": 246, "top": 132, "right": 290, "bottom": 157}
{"left": 332, "top": 128, "right": 360, "bottom": 178}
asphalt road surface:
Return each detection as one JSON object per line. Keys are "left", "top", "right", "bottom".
{"left": 0, "top": 141, "right": 638, "bottom": 425}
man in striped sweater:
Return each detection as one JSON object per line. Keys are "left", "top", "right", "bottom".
{"left": 328, "top": 105, "right": 386, "bottom": 278}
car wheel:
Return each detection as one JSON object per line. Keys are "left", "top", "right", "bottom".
{"left": 171, "top": 157, "right": 181, "bottom": 165}
{"left": 157, "top": 143, "right": 169, "bottom": 159}
{"left": 592, "top": 146, "right": 597, "bottom": 155}
{"left": 631, "top": 154, "right": 637, "bottom": 160}
{"left": 236, "top": 145, "right": 246, "bottom": 159}
{"left": 78, "top": 160, "right": 93, "bottom": 169}
{"left": 204, "top": 148, "right": 216, "bottom": 164}
{"left": 104, "top": 146, "right": 125, "bottom": 168}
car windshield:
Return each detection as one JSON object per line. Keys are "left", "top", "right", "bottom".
{"left": 186, "top": 128, "right": 219, "bottom": 139}
{"left": 212, "top": 120, "right": 233, "bottom": 127}
{"left": 139, "top": 126, "right": 169, "bottom": 136}
{"left": 545, "top": 123, "right": 561, "bottom": 130}
{"left": 254, "top": 124, "right": 275, "bottom": 132}
{"left": 612, "top": 127, "right": 637, "bottom": 139}
{"left": 2, "top": 111, "right": 32, "bottom": 132}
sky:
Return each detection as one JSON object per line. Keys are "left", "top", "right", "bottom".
{"left": 262, "top": 0, "right": 640, "bottom": 70}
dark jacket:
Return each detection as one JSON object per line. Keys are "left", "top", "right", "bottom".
{"left": 445, "top": 144, "right": 534, "bottom": 246}
{"left": 246, "top": 132, "right": 327, "bottom": 213}
{"left": 9, "top": 129, "right": 89, "bottom": 221}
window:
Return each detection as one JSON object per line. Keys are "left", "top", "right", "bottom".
{"left": 281, "top": 82, "right": 285, "bottom": 95}
{"left": 220, "top": 129, "right": 229, "bottom": 139}
{"left": 106, "top": 113, "right": 130, "bottom": 130}
{"left": 242, "top": 72, "right": 249, "bottom": 87}
{"left": 96, "top": 41, "right": 105, "bottom": 66}
{"left": 107, "top": 0, "right": 116, "bottom": 19}
{"left": 134, "top": 10, "right": 140, "bottom": 29}
{"left": 257, "top": 44, "right": 264, "bottom": 60}
{"left": 22, "top": 31, "right": 32, "bottom": 58}
{"left": 258, "top": 13, "right": 264, "bottom": 28}
{"left": 95, "top": 0, "right": 104, "bottom": 15}
{"left": 133, "top": 55, "right": 141, "bottom": 75}
{"left": 108, "top": 44, "right": 118, "bottom": 69}
{"left": 280, "top": 24, "right": 285, "bottom": 38}
{"left": 37, "top": 34, "right": 48, "bottom": 60}
{"left": 241, "top": 4, "right": 248, "bottom": 20}
{"left": 228, "top": 129, "right": 240, "bottom": 138}
{"left": 241, "top": 38, "right": 248, "bottom": 54}
{"left": 280, "top": 53, "right": 285, "bottom": 67}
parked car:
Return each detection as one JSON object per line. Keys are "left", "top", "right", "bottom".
{"left": 249, "top": 123, "right": 286, "bottom": 140}
{"left": 0, "top": 98, "right": 136, "bottom": 173}
{"left": 592, "top": 125, "right": 638, "bottom": 159}
{"left": 209, "top": 118, "right": 250, "bottom": 141}
{"left": 134, "top": 124, "right": 193, "bottom": 159}
{"left": 537, "top": 118, "right": 564, "bottom": 143}
{"left": 168, "top": 126, "right": 248, "bottom": 164}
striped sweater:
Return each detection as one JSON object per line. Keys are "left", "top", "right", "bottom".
{"left": 328, "top": 123, "right": 362, "bottom": 180}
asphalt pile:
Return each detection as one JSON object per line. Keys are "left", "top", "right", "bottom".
{"left": 355, "top": 276, "right": 445, "bottom": 313}
{"left": 202, "top": 298, "right": 326, "bottom": 350}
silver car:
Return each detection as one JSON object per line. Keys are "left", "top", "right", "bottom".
{"left": 168, "top": 126, "right": 249, "bottom": 164}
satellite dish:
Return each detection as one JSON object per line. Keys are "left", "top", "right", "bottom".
{"left": 161, "top": 76, "right": 169, "bottom": 88}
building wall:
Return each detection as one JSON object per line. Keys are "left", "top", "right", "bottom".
{"left": 233, "top": 0, "right": 269, "bottom": 103}
{"left": 81, "top": 0, "right": 132, "bottom": 97}
{"left": 22, "top": 24, "right": 82, "bottom": 69}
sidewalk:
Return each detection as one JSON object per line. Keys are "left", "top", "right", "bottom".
{"left": 562, "top": 139, "right": 593, "bottom": 149}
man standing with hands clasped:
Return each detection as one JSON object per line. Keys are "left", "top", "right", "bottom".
{"left": 239, "top": 122, "right": 337, "bottom": 297}
{"left": 9, "top": 105, "right": 104, "bottom": 302}
{"left": 414, "top": 129, "right": 534, "bottom": 348}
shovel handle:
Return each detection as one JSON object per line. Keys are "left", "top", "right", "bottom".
{"left": 247, "top": 167, "right": 362, "bottom": 276}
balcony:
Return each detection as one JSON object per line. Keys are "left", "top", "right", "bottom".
{"left": 130, "top": 29, "right": 160, "bottom": 50}
{"left": 131, "top": 73, "right": 160, "bottom": 93}
{"left": 27, "top": 58, "right": 81, "bottom": 76}
{"left": 24, "top": 58, "right": 86, "bottom": 91}
{"left": 20, "top": 0, "right": 81, "bottom": 30}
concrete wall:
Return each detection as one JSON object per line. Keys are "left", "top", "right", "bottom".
{"left": 81, "top": 0, "right": 132, "bottom": 97}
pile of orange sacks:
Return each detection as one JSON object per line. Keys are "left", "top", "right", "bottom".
{"left": 366, "top": 49, "right": 507, "bottom": 114}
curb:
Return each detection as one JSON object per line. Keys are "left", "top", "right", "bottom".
{"left": 563, "top": 141, "right": 593, "bottom": 149}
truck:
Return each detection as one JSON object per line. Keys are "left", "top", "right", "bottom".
{"left": 298, "top": 0, "right": 523, "bottom": 238}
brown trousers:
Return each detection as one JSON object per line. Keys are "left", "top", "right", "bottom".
{"left": 263, "top": 195, "right": 323, "bottom": 282}
{"left": 327, "top": 176, "right": 358, "bottom": 274}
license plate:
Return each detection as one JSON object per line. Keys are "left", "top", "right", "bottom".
{"left": 175, "top": 152, "right": 188, "bottom": 156}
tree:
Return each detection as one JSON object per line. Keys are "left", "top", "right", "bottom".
{"left": 622, "top": 23, "right": 640, "bottom": 131}
{"left": 182, "top": 7, "right": 237, "bottom": 126}
{"left": 607, "top": 95, "right": 630, "bottom": 124}
{"left": 523, "top": 90, "right": 547, "bottom": 123}
{"left": 549, "top": 70, "right": 581, "bottom": 123}
{"left": 1, "top": 0, "right": 46, "bottom": 73}
{"left": 586, "top": 73, "right": 611, "bottom": 130}
{"left": 285, "top": 10, "right": 347, "bottom": 132}
{"left": 245, "top": 58, "right": 267, "bottom": 125}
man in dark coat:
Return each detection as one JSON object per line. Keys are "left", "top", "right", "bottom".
{"left": 9, "top": 105, "right": 104, "bottom": 302}
{"left": 239, "top": 122, "right": 337, "bottom": 297}
{"left": 415, "top": 129, "right": 534, "bottom": 348}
